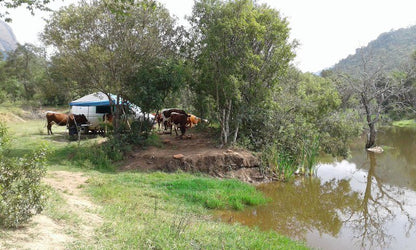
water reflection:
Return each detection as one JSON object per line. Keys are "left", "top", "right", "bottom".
{"left": 345, "top": 153, "right": 416, "bottom": 249}
{"left": 377, "top": 127, "right": 416, "bottom": 190}
{"left": 218, "top": 127, "right": 416, "bottom": 249}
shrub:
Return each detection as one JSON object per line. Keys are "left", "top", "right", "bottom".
{"left": 0, "top": 122, "right": 48, "bottom": 228}
{"left": 101, "top": 118, "right": 156, "bottom": 163}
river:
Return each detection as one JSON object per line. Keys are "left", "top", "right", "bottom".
{"left": 217, "top": 126, "right": 416, "bottom": 249}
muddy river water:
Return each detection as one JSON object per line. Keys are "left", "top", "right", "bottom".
{"left": 218, "top": 127, "right": 416, "bottom": 249}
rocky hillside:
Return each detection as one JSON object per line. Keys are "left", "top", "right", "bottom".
{"left": 0, "top": 20, "right": 18, "bottom": 55}
{"left": 331, "top": 25, "right": 416, "bottom": 76}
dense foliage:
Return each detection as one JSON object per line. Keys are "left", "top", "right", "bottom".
{"left": 0, "top": 44, "right": 55, "bottom": 104}
{"left": 0, "top": 122, "right": 47, "bottom": 228}
{"left": 188, "top": 0, "right": 296, "bottom": 145}
{"left": 257, "top": 68, "right": 362, "bottom": 179}
{"left": 42, "top": 0, "right": 183, "bottom": 132}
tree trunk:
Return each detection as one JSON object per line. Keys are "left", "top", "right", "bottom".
{"left": 366, "top": 123, "right": 376, "bottom": 149}
{"left": 362, "top": 94, "right": 376, "bottom": 149}
{"left": 219, "top": 99, "right": 232, "bottom": 147}
{"left": 232, "top": 120, "right": 239, "bottom": 145}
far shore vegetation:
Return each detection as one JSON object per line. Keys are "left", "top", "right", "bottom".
{"left": 393, "top": 119, "right": 416, "bottom": 128}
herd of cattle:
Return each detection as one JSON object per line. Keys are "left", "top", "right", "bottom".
{"left": 154, "top": 108, "right": 208, "bottom": 137}
{"left": 45, "top": 108, "right": 207, "bottom": 138}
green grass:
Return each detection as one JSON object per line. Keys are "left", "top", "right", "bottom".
{"left": 6, "top": 119, "right": 115, "bottom": 171}
{"left": 3, "top": 108, "right": 308, "bottom": 249}
{"left": 84, "top": 171, "right": 307, "bottom": 249}
{"left": 392, "top": 119, "right": 416, "bottom": 128}
{"left": 158, "top": 173, "right": 268, "bottom": 210}
{"left": 43, "top": 186, "right": 80, "bottom": 225}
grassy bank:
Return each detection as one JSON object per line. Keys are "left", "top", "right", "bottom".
{"left": 3, "top": 115, "right": 307, "bottom": 249}
{"left": 79, "top": 172, "right": 305, "bottom": 249}
{"left": 392, "top": 119, "right": 416, "bottom": 128}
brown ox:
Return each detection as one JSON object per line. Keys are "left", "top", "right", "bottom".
{"left": 161, "top": 108, "right": 188, "bottom": 131}
{"left": 170, "top": 112, "right": 190, "bottom": 138}
{"left": 46, "top": 112, "right": 88, "bottom": 135}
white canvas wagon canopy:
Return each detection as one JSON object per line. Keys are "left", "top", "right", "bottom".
{"left": 70, "top": 92, "right": 153, "bottom": 130}
{"left": 70, "top": 92, "right": 118, "bottom": 130}
{"left": 69, "top": 92, "right": 116, "bottom": 107}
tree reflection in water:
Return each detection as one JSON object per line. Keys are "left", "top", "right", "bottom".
{"left": 218, "top": 152, "right": 416, "bottom": 249}
{"left": 346, "top": 152, "right": 416, "bottom": 249}
{"left": 218, "top": 177, "right": 362, "bottom": 240}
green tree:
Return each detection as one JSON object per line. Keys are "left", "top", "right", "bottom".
{"left": 35, "top": 54, "right": 75, "bottom": 105}
{"left": 264, "top": 67, "right": 361, "bottom": 162}
{"left": 42, "top": 0, "right": 181, "bottom": 131}
{"left": 0, "top": 43, "right": 47, "bottom": 101}
{"left": 189, "top": 0, "right": 295, "bottom": 146}
{"left": 127, "top": 59, "right": 189, "bottom": 114}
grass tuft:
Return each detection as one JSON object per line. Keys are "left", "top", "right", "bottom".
{"left": 160, "top": 175, "right": 268, "bottom": 210}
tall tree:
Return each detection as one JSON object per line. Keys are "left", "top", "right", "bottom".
{"left": 340, "top": 50, "right": 406, "bottom": 148}
{"left": 189, "top": 0, "right": 295, "bottom": 146}
{"left": 42, "top": 0, "right": 181, "bottom": 131}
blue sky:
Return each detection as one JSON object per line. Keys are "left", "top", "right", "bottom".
{"left": 7, "top": 0, "right": 416, "bottom": 72}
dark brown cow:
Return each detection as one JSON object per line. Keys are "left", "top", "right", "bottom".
{"left": 161, "top": 108, "right": 188, "bottom": 131}
{"left": 46, "top": 112, "right": 88, "bottom": 135}
{"left": 170, "top": 112, "right": 191, "bottom": 138}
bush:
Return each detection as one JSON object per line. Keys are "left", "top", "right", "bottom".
{"left": 0, "top": 122, "right": 48, "bottom": 228}
{"left": 102, "top": 118, "right": 155, "bottom": 162}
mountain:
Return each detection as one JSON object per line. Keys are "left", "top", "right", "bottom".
{"left": 0, "top": 20, "right": 18, "bottom": 55}
{"left": 331, "top": 25, "right": 416, "bottom": 76}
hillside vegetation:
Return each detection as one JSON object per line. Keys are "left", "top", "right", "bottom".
{"left": 324, "top": 25, "right": 416, "bottom": 148}
{"left": 332, "top": 25, "right": 416, "bottom": 75}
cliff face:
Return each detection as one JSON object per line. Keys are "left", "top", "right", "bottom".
{"left": 0, "top": 20, "right": 18, "bottom": 54}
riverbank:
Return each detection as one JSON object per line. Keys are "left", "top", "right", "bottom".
{"left": 392, "top": 119, "right": 416, "bottom": 128}
{"left": 121, "top": 131, "right": 268, "bottom": 183}
{"left": 1, "top": 114, "right": 307, "bottom": 249}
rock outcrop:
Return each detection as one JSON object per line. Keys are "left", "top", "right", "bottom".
{"left": 0, "top": 20, "right": 18, "bottom": 55}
